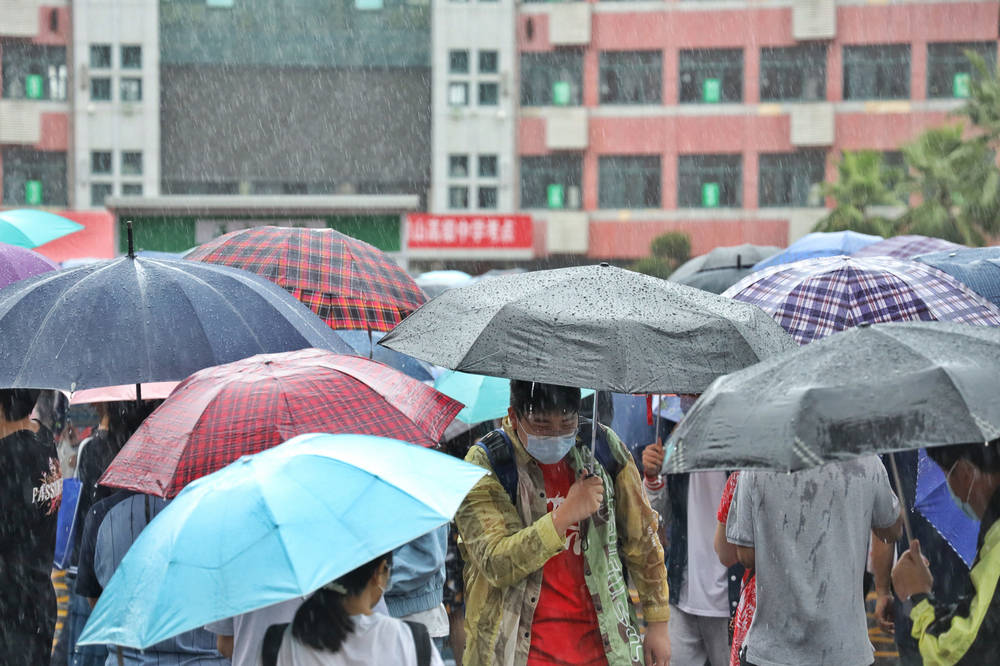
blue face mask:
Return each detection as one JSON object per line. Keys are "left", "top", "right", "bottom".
{"left": 521, "top": 429, "right": 577, "bottom": 464}
{"left": 946, "top": 461, "right": 979, "bottom": 521}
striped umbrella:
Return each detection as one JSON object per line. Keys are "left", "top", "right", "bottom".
{"left": 852, "top": 235, "right": 964, "bottom": 260}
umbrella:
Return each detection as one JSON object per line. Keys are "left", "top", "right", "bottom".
{"left": 337, "top": 329, "right": 434, "bottom": 382}
{"left": 852, "top": 235, "right": 964, "bottom": 260}
{"left": 916, "top": 247, "right": 1000, "bottom": 308}
{"left": 186, "top": 226, "right": 426, "bottom": 332}
{"left": 668, "top": 244, "right": 781, "bottom": 294}
{"left": 914, "top": 448, "right": 978, "bottom": 567}
{"left": 662, "top": 321, "right": 1000, "bottom": 474}
{"left": 100, "top": 349, "right": 462, "bottom": 497}
{"left": 0, "top": 241, "right": 58, "bottom": 289}
{"left": 0, "top": 209, "right": 84, "bottom": 248}
{"left": 0, "top": 235, "right": 352, "bottom": 392}
{"left": 415, "top": 270, "right": 473, "bottom": 299}
{"left": 724, "top": 255, "right": 1000, "bottom": 345}
{"left": 752, "top": 231, "right": 883, "bottom": 271}
{"left": 68, "top": 382, "right": 178, "bottom": 405}
{"left": 79, "top": 433, "right": 487, "bottom": 649}
{"left": 434, "top": 370, "right": 594, "bottom": 425}
{"left": 381, "top": 263, "right": 796, "bottom": 394}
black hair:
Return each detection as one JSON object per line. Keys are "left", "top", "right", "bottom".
{"left": 291, "top": 551, "right": 393, "bottom": 654}
{"left": 926, "top": 438, "right": 1000, "bottom": 475}
{"left": 509, "top": 380, "right": 581, "bottom": 419}
{"left": 0, "top": 389, "right": 41, "bottom": 422}
{"left": 104, "top": 400, "right": 163, "bottom": 441}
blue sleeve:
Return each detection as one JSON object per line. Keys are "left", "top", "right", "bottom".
{"left": 387, "top": 525, "right": 449, "bottom": 596}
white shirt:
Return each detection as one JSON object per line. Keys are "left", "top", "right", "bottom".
{"left": 677, "top": 471, "right": 730, "bottom": 618}
{"left": 275, "top": 612, "right": 444, "bottom": 666}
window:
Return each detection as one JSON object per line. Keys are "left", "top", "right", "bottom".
{"left": 479, "top": 155, "right": 498, "bottom": 178}
{"left": 679, "top": 49, "right": 743, "bottom": 103}
{"left": 91, "top": 183, "right": 113, "bottom": 207}
{"left": 843, "top": 45, "right": 910, "bottom": 100}
{"left": 479, "top": 82, "right": 499, "bottom": 106}
{"left": 521, "top": 155, "right": 582, "bottom": 209}
{"left": 449, "top": 155, "right": 469, "bottom": 178}
{"left": 0, "top": 44, "right": 67, "bottom": 100}
{"left": 121, "top": 78, "right": 142, "bottom": 102}
{"left": 759, "top": 151, "right": 826, "bottom": 207}
{"left": 90, "top": 44, "right": 111, "bottom": 68}
{"left": 1, "top": 148, "right": 68, "bottom": 206}
{"left": 599, "top": 156, "right": 661, "bottom": 208}
{"left": 121, "top": 46, "right": 142, "bottom": 69}
{"left": 600, "top": 51, "right": 662, "bottom": 105}
{"left": 479, "top": 51, "right": 498, "bottom": 74}
{"left": 760, "top": 45, "right": 827, "bottom": 101}
{"left": 91, "top": 151, "right": 112, "bottom": 175}
{"left": 927, "top": 42, "right": 997, "bottom": 99}
{"left": 122, "top": 183, "right": 143, "bottom": 196}
{"left": 521, "top": 51, "right": 583, "bottom": 106}
{"left": 449, "top": 50, "right": 469, "bottom": 74}
{"left": 678, "top": 155, "right": 742, "bottom": 208}
{"left": 478, "top": 186, "right": 498, "bottom": 209}
{"left": 448, "top": 82, "right": 468, "bottom": 106}
{"left": 91, "top": 77, "right": 111, "bottom": 101}
{"left": 448, "top": 186, "right": 469, "bottom": 209}
{"left": 121, "top": 152, "right": 143, "bottom": 176}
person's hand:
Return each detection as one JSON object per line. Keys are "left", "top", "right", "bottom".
{"left": 553, "top": 472, "right": 604, "bottom": 534}
{"left": 874, "top": 592, "right": 895, "bottom": 634}
{"left": 643, "top": 620, "right": 670, "bottom": 666}
{"left": 891, "top": 540, "right": 933, "bottom": 601}
{"left": 642, "top": 439, "right": 665, "bottom": 479}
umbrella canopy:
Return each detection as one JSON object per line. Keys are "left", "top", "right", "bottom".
{"left": 69, "top": 382, "right": 178, "bottom": 405}
{"left": 336, "top": 329, "right": 434, "bottom": 382}
{"left": 381, "top": 263, "right": 796, "bottom": 394}
{"left": 668, "top": 244, "right": 781, "bottom": 294}
{"left": 0, "top": 209, "right": 84, "bottom": 248}
{"left": 852, "top": 235, "right": 964, "bottom": 260}
{"left": 415, "top": 270, "right": 473, "bottom": 299}
{"left": 916, "top": 247, "right": 1000, "bottom": 308}
{"left": 0, "top": 241, "right": 58, "bottom": 289}
{"left": 186, "top": 226, "right": 426, "bottom": 332}
{"left": 79, "top": 433, "right": 487, "bottom": 649}
{"left": 724, "top": 255, "right": 1000, "bottom": 345}
{"left": 914, "top": 448, "right": 978, "bottom": 567}
{"left": 100, "top": 349, "right": 462, "bottom": 498}
{"left": 663, "top": 322, "right": 1000, "bottom": 473}
{"left": 434, "top": 370, "right": 594, "bottom": 425}
{"left": 0, "top": 255, "right": 351, "bottom": 392}
{"left": 752, "top": 231, "right": 883, "bottom": 271}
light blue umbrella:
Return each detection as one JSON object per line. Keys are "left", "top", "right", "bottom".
{"left": 78, "top": 433, "right": 487, "bottom": 649}
{"left": 753, "top": 230, "right": 883, "bottom": 271}
{"left": 435, "top": 370, "right": 594, "bottom": 424}
{"left": 0, "top": 209, "right": 84, "bottom": 248}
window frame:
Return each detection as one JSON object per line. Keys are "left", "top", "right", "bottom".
{"left": 120, "top": 45, "right": 142, "bottom": 70}
{"left": 599, "top": 50, "right": 663, "bottom": 105}
{"left": 677, "top": 154, "right": 743, "bottom": 208}
{"left": 520, "top": 51, "right": 584, "bottom": 107}
{"left": 842, "top": 44, "right": 911, "bottom": 101}
{"left": 520, "top": 155, "right": 583, "bottom": 209}
{"left": 926, "top": 42, "right": 998, "bottom": 99}
{"left": 598, "top": 155, "right": 662, "bottom": 208}
{"left": 679, "top": 48, "right": 743, "bottom": 104}
{"left": 758, "top": 151, "right": 827, "bottom": 208}
{"left": 759, "top": 45, "right": 827, "bottom": 102}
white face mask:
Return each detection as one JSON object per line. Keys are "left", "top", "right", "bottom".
{"left": 946, "top": 460, "right": 980, "bottom": 521}
{"left": 520, "top": 427, "right": 577, "bottom": 464}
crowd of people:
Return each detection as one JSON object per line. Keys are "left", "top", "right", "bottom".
{"left": 2, "top": 376, "right": 1000, "bottom": 665}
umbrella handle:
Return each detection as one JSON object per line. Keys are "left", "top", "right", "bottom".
{"left": 589, "top": 392, "right": 598, "bottom": 474}
{"left": 888, "top": 453, "right": 914, "bottom": 544}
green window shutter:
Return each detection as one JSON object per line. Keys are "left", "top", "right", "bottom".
{"left": 552, "top": 81, "right": 571, "bottom": 106}
{"left": 953, "top": 72, "right": 971, "bottom": 98}
{"left": 547, "top": 184, "right": 565, "bottom": 209}
{"left": 25, "top": 180, "right": 43, "bottom": 205}
{"left": 702, "top": 182, "right": 720, "bottom": 208}
{"left": 25, "top": 75, "right": 44, "bottom": 99}
{"left": 703, "top": 78, "right": 721, "bottom": 103}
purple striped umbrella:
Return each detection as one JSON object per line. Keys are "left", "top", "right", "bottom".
{"left": 852, "top": 235, "right": 964, "bottom": 260}
{"left": 724, "top": 255, "right": 1000, "bottom": 345}
{"left": 0, "top": 242, "right": 57, "bottom": 289}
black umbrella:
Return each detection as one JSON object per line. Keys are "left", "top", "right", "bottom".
{"left": 667, "top": 244, "right": 781, "bottom": 294}
{"left": 663, "top": 321, "right": 1000, "bottom": 475}
{"left": 0, "top": 227, "right": 351, "bottom": 392}
{"left": 381, "top": 263, "right": 795, "bottom": 394}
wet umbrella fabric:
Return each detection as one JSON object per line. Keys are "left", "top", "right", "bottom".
{"left": 381, "top": 263, "right": 796, "bottom": 394}
{"left": 186, "top": 226, "right": 426, "bottom": 331}
{"left": 100, "top": 349, "right": 462, "bottom": 498}
{"left": 337, "top": 329, "right": 434, "bottom": 382}
{"left": 724, "top": 255, "right": 1000, "bottom": 345}
{"left": 0, "top": 209, "right": 84, "bottom": 248}
{"left": 0, "top": 256, "right": 351, "bottom": 391}
{"left": 78, "top": 433, "right": 487, "bottom": 649}
{"left": 0, "top": 242, "right": 57, "bottom": 289}
{"left": 914, "top": 448, "right": 978, "bottom": 567}
{"left": 916, "top": 247, "right": 1000, "bottom": 308}
{"left": 852, "top": 235, "right": 964, "bottom": 260}
{"left": 663, "top": 322, "right": 1000, "bottom": 473}
{"left": 668, "top": 244, "right": 781, "bottom": 294}
{"left": 752, "top": 231, "right": 883, "bottom": 272}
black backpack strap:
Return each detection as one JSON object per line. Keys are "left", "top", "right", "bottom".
{"left": 261, "top": 622, "right": 289, "bottom": 666}
{"left": 578, "top": 417, "right": 622, "bottom": 479}
{"left": 404, "top": 620, "right": 432, "bottom": 666}
{"left": 475, "top": 429, "right": 519, "bottom": 505}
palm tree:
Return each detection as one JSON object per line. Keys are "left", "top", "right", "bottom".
{"left": 813, "top": 150, "right": 902, "bottom": 236}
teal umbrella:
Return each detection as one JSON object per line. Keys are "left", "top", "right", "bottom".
{"left": 435, "top": 370, "right": 594, "bottom": 424}
{"left": 0, "top": 209, "right": 84, "bottom": 248}
{"left": 79, "top": 433, "right": 487, "bottom": 649}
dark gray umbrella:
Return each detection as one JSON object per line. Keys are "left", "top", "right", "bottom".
{"left": 668, "top": 244, "right": 781, "bottom": 294}
{"left": 663, "top": 321, "right": 1000, "bottom": 474}
{"left": 380, "top": 263, "right": 795, "bottom": 394}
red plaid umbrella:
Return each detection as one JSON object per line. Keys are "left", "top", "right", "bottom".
{"left": 186, "top": 226, "right": 426, "bottom": 331}
{"left": 99, "top": 349, "right": 462, "bottom": 498}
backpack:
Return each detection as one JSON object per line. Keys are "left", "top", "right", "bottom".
{"left": 475, "top": 417, "right": 622, "bottom": 506}
{"left": 260, "top": 619, "right": 432, "bottom": 666}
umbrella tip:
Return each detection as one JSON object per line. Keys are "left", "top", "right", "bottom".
{"left": 126, "top": 220, "right": 135, "bottom": 259}
{"left": 600, "top": 262, "right": 610, "bottom": 268}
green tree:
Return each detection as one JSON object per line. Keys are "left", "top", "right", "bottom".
{"left": 631, "top": 231, "right": 691, "bottom": 278}
{"left": 959, "top": 52, "right": 1000, "bottom": 147}
{"left": 813, "top": 150, "right": 902, "bottom": 236}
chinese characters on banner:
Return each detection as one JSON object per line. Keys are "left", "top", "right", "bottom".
{"left": 407, "top": 214, "right": 533, "bottom": 249}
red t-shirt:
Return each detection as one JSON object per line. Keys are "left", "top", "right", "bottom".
{"left": 526, "top": 460, "right": 607, "bottom": 666}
